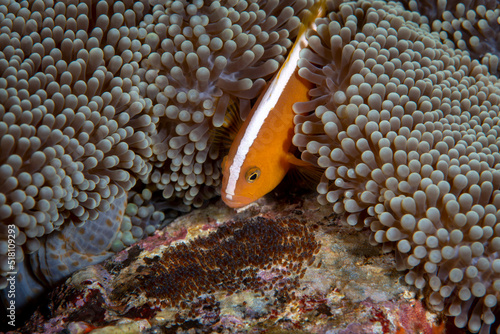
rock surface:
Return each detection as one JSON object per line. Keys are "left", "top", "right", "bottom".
{"left": 12, "top": 192, "right": 463, "bottom": 334}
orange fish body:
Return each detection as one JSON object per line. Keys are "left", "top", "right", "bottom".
{"left": 221, "top": 68, "right": 312, "bottom": 208}
{"left": 220, "top": 1, "right": 325, "bottom": 208}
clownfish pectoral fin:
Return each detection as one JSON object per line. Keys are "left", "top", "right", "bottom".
{"left": 212, "top": 98, "right": 243, "bottom": 151}
{"left": 285, "top": 153, "right": 324, "bottom": 188}
{"left": 286, "top": 153, "right": 314, "bottom": 167}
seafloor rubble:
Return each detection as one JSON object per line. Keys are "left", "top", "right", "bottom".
{"left": 14, "top": 192, "right": 459, "bottom": 334}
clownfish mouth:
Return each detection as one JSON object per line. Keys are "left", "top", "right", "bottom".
{"left": 221, "top": 191, "right": 254, "bottom": 208}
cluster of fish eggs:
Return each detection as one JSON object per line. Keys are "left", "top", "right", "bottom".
{"left": 294, "top": 0, "right": 500, "bottom": 332}
{"left": 124, "top": 217, "right": 320, "bottom": 311}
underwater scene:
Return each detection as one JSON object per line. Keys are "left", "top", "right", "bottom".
{"left": 1, "top": 0, "right": 500, "bottom": 332}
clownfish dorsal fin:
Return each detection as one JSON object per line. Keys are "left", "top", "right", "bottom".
{"left": 258, "top": 0, "right": 327, "bottom": 103}
{"left": 297, "top": 0, "right": 328, "bottom": 38}
{"left": 270, "top": 0, "right": 327, "bottom": 90}
{"left": 286, "top": 153, "right": 314, "bottom": 168}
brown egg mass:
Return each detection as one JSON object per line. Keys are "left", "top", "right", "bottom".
{"left": 115, "top": 217, "right": 320, "bottom": 313}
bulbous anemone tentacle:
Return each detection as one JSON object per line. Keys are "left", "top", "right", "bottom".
{"left": 0, "top": 0, "right": 155, "bottom": 292}
{"left": 400, "top": 0, "right": 500, "bottom": 75}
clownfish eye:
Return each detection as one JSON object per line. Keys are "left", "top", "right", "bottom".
{"left": 245, "top": 167, "right": 261, "bottom": 183}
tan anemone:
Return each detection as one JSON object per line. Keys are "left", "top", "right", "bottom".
{"left": 0, "top": 0, "right": 155, "bottom": 287}
{"left": 401, "top": 0, "right": 500, "bottom": 75}
{"left": 294, "top": 0, "right": 500, "bottom": 332}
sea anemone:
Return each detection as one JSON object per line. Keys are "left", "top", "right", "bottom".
{"left": 0, "top": 0, "right": 155, "bottom": 288}
{"left": 400, "top": 0, "right": 500, "bottom": 75}
{"left": 294, "top": 0, "right": 500, "bottom": 332}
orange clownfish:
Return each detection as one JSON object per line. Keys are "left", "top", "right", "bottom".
{"left": 221, "top": 1, "right": 326, "bottom": 208}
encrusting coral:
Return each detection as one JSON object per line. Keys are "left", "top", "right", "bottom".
{"left": 294, "top": 0, "right": 500, "bottom": 332}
